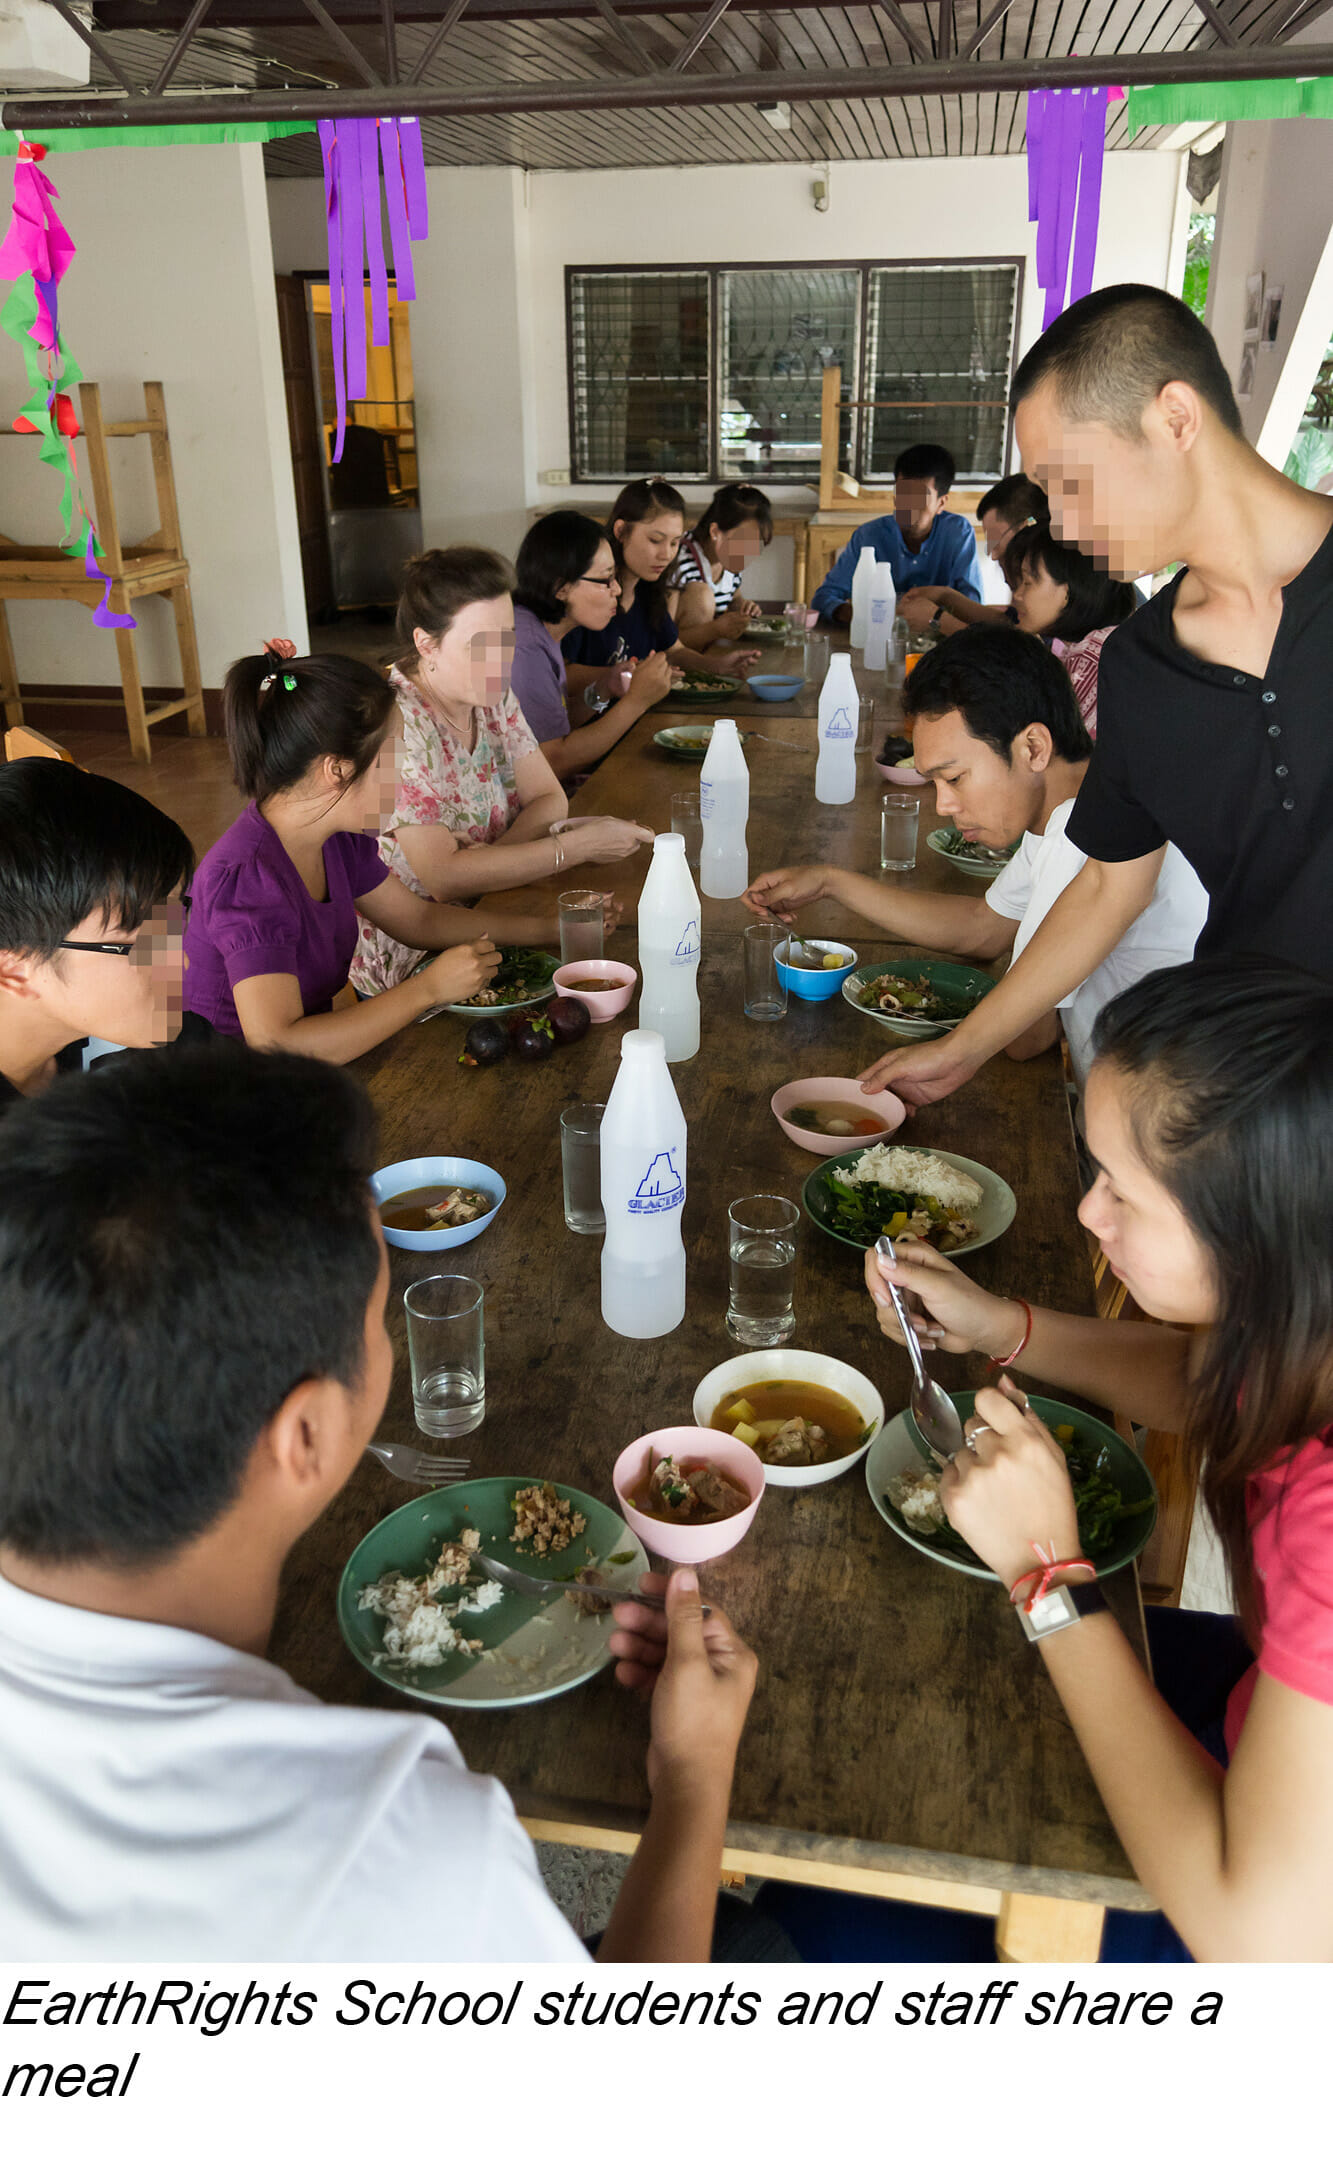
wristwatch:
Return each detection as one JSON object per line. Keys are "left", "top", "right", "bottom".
{"left": 929, "top": 604, "right": 946, "bottom": 626}
{"left": 1016, "top": 1579, "right": 1108, "bottom": 1643}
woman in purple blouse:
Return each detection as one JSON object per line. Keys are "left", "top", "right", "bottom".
{"left": 183, "top": 649, "right": 552, "bottom": 1064}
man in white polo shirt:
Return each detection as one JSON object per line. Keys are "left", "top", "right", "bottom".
{"left": 0, "top": 1042, "right": 756, "bottom": 1963}
{"left": 744, "top": 627, "right": 1205, "bottom": 1091}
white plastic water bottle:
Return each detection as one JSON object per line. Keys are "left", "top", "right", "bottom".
{"left": 698, "top": 717, "right": 750, "bottom": 900}
{"left": 637, "top": 831, "right": 701, "bottom": 1062}
{"left": 849, "top": 544, "right": 877, "bottom": 649}
{"left": 600, "top": 1027, "right": 687, "bottom": 1339}
{"left": 815, "top": 651, "right": 858, "bottom": 806}
{"left": 864, "top": 561, "right": 897, "bottom": 673}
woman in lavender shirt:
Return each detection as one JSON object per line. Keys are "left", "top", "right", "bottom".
{"left": 183, "top": 649, "right": 550, "bottom": 1064}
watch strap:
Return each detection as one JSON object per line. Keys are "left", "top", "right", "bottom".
{"left": 1017, "top": 1578, "right": 1107, "bottom": 1643}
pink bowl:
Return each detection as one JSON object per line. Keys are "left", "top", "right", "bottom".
{"left": 613, "top": 1427, "right": 765, "bottom": 1565}
{"left": 771, "top": 1075, "right": 907, "bottom": 1155}
{"left": 552, "top": 959, "right": 637, "bottom": 1022}
{"left": 875, "top": 758, "right": 927, "bottom": 788}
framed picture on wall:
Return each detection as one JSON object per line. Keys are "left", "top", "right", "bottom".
{"left": 1244, "top": 273, "right": 1265, "bottom": 338}
{"left": 1261, "top": 286, "right": 1284, "bottom": 349}
{"left": 1238, "top": 341, "right": 1258, "bottom": 402}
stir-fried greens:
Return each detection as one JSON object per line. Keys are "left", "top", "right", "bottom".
{"left": 454, "top": 947, "right": 557, "bottom": 1009}
{"left": 855, "top": 972, "right": 962, "bottom": 1021}
{"left": 820, "top": 1172, "right": 978, "bottom": 1253}
{"left": 888, "top": 1421, "right": 1154, "bottom": 1569}
{"left": 933, "top": 827, "right": 1018, "bottom": 868}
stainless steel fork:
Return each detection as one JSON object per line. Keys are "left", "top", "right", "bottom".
{"left": 367, "top": 1439, "right": 471, "bottom": 1487}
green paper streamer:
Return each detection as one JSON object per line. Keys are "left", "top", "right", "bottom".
{"left": 0, "top": 122, "right": 317, "bottom": 154}
{"left": 1127, "top": 76, "right": 1333, "bottom": 135}
{"left": 1, "top": 270, "right": 85, "bottom": 545}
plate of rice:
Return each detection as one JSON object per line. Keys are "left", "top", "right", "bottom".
{"left": 337, "top": 1476, "right": 649, "bottom": 1708}
{"left": 802, "top": 1142, "right": 1015, "bottom": 1258}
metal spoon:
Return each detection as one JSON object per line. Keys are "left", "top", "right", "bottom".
{"left": 874, "top": 1235, "right": 965, "bottom": 1465}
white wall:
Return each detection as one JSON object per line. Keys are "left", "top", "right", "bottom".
{"left": 1208, "top": 117, "right": 1333, "bottom": 463}
{"left": 0, "top": 142, "right": 305, "bottom": 689}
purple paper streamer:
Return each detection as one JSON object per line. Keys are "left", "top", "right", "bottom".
{"left": 399, "top": 118, "right": 428, "bottom": 240}
{"left": 1034, "top": 92, "right": 1063, "bottom": 294}
{"left": 1069, "top": 89, "right": 1107, "bottom": 305}
{"left": 360, "top": 120, "right": 390, "bottom": 350}
{"left": 83, "top": 529, "right": 135, "bottom": 629}
{"left": 1047, "top": 90, "right": 1083, "bottom": 326}
{"left": 1025, "top": 90, "right": 1046, "bottom": 223}
{"left": 319, "top": 120, "right": 347, "bottom": 462}
{"left": 379, "top": 119, "right": 416, "bottom": 300}
{"left": 340, "top": 117, "right": 367, "bottom": 404}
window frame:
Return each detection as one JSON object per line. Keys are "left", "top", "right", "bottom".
{"left": 565, "top": 256, "right": 1023, "bottom": 486}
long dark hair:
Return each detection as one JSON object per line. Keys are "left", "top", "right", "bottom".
{"left": 1093, "top": 957, "right": 1333, "bottom": 1636}
{"left": 606, "top": 477, "right": 686, "bottom": 617}
{"left": 1003, "top": 521, "right": 1137, "bottom": 644}
{"left": 224, "top": 653, "right": 395, "bottom": 801}
{"left": 514, "top": 510, "right": 607, "bottom": 623}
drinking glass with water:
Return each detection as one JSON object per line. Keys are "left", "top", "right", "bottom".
{"left": 404, "top": 1274, "right": 485, "bottom": 1436}
{"left": 727, "top": 1194, "right": 799, "bottom": 1347}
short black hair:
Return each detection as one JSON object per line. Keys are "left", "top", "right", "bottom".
{"left": 0, "top": 759, "right": 194, "bottom": 961}
{"left": 903, "top": 625, "right": 1091, "bottom": 763}
{"left": 514, "top": 510, "right": 608, "bottom": 623}
{"left": 895, "top": 442, "right": 956, "bottom": 494}
{"left": 977, "top": 474, "right": 1049, "bottom": 527}
{"left": 1002, "top": 521, "right": 1138, "bottom": 643}
{"left": 0, "top": 1042, "right": 381, "bottom": 1566}
{"left": 1010, "top": 284, "right": 1244, "bottom": 440}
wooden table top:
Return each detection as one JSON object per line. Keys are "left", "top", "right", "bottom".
{"left": 269, "top": 679, "right": 1151, "bottom": 1912}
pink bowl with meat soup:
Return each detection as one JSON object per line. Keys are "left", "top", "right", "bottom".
{"left": 613, "top": 1427, "right": 765, "bottom": 1564}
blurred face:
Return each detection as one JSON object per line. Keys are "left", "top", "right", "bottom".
{"left": 894, "top": 476, "right": 947, "bottom": 547}
{"left": 911, "top": 708, "right": 1048, "bottom": 848}
{"left": 6, "top": 890, "right": 188, "bottom": 1049}
{"left": 981, "top": 508, "right": 1019, "bottom": 561}
{"left": 1078, "top": 1062, "right": 1217, "bottom": 1324}
{"left": 559, "top": 539, "right": 621, "bottom": 633}
{"left": 337, "top": 725, "right": 398, "bottom": 834}
{"left": 415, "top": 592, "right": 515, "bottom": 708}
{"left": 1008, "top": 555, "right": 1069, "bottom": 636}
{"left": 1015, "top": 380, "right": 1200, "bottom": 581}
{"left": 616, "top": 510, "right": 684, "bottom": 584}
{"left": 709, "top": 518, "right": 766, "bottom": 576}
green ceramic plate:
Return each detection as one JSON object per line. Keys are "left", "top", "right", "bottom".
{"left": 866, "top": 1393, "right": 1157, "bottom": 1581}
{"left": 841, "top": 958, "right": 997, "bottom": 1041}
{"left": 802, "top": 1146, "right": 1015, "bottom": 1260}
{"left": 926, "top": 826, "right": 1020, "bottom": 880}
{"left": 665, "top": 673, "right": 744, "bottom": 711}
{"left": 440, "top": 947, "right": 561, "bottom": 1021}
{"left": 338, "top": 1477, "right": 649, "bottom": 1709}
{"left": 653, "top": 723, "right": 756, "bottom": 761}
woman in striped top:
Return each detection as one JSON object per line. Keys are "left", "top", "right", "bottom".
{"left": 670, "top": 484, "right": 774, "bottom": 651}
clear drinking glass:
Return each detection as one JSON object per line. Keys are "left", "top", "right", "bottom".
{"left": 728, "top": 1194, "right": 799, "bottom": 1348}
{"left": 560, "top": 1102, "right": 605, "bottom": 1235}
{"left": 670, "top": 792, "right": 703, "bottom": 873}
{"left": 743, "top": 923, "right": 787, "bottom": 1021}
{"left": 784, "top": 600, "right": 812, "bottom": 627}
{"left": 881, "top": 792, "right": 920, "bottom": 873}
{"left": 558, "top": 889, "right": 604, "bottom": 965}
{"left": 803, "top": 631, "right": 831, "bottom": 683}
{"left": 856, "top": 694, "right": 877, "bottom": 754}
{"left": 404, "top": 1275, "right": 485, "bottom": 1437}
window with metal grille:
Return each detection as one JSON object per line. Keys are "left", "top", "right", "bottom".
{"left": 862, "top": 264, "right": 1018, "bottom": 483}
{"left": 567, "top": 261, "right": 1019, "bottom": 484}
{"left": 569, "top": 269, "right": 710, "bottom": 481}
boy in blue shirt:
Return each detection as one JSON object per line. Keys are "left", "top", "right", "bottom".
{"left": 811, "top": 442, "right": 983, "bottom": 621}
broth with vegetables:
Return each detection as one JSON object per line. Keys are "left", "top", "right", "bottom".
{"left": 380, "top": 1184, "right": 493, "bottom": 1232}
{"left": 710, "top": 1381, "right": 868, "bottom": 1467}
{"left": 785, "top": 1100, "right": 885, "bottom": 1138}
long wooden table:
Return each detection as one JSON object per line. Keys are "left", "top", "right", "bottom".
{"left": 270, "top": 666, "right": 1152, "bottom": 1963}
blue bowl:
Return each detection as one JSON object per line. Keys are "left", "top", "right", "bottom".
{"left": 747, "top": 673, "right": 806, "bottom": 702}
{"left": 775, "top": 938, "right": 858, "bottom": 1002}
{"left": 372, "top": 1155, "right": 506, "bottom": 1252}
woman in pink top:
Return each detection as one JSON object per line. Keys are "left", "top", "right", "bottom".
{"left": 866, "top": 956, "right": 1333, "bottom": 1960}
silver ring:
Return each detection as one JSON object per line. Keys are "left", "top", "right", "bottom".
{"left": 966, "top": 1422, "right": 995, "bottom": 1446}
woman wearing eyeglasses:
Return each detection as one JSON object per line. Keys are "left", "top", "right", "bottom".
{"left": 0, "top": 759, "right": 194, "bottom": 1103}
{"left": 511, "top": 511, "right": 677, "bottom": 784}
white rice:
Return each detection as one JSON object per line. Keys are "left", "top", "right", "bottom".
{"left": 844, "top": 1145, "right": 982, "bottom": 1214}
{"left": 358, "top": 1534, "right": 502, "bottom": 1669}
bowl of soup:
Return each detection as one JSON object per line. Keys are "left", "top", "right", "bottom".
{"left": 552, "top": 959, "right": 637, "bottom": 1022}
{"left": 774, "top": 938, "right": 858, "bottom": 1003}
{"left": 613, "top": 1427, "right": 764, "bottom": 1563}
{"left": 692, "top": 1352, "right": 886, "bottom": 1489}
{"left": 371, "top": 1156, "right": 505, "bottom": 1253}
{"left": 771, "top": 1075, "right": 907, "bottom": 1155}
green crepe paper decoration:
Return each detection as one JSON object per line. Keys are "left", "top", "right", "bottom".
{"left": 1127, "top": 77, "right": 1333, "bottom": 134}
{"left": 1, "top": 269, "right": 83, "bottom": 540}
{"left": 0, "top": 122, "right": 316, "bottom": 153}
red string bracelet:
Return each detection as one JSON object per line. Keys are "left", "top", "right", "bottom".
{"left": 988, "top": 1298, "right": 1032, "bottom": 1374}
{"left": 1009, "top": 1542, "right": 1096, "bottom": 1613}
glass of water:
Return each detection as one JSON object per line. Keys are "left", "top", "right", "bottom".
{"left": 560, "top": 1101, "right": 604, "bottom": 1234}
{"left": 881, "top": 792, "right": 920, "bottom": 873}
{"left": 728, "top": 1195, "right": 799, "bottom": 1348}
{"left": 803, "top": 631, "right": 831, "bottom": 683}
{"left": 404, "top": 1275, "right": 485, "bottom": 1437}
{"left": 670, "top": 792, "right": 703, "bottom": 873}
{"left": 743, "top": 922, "right": 787, "bottom": 1021}
{"left": 856, "top": 694, "right": 877, "bottom": 754}
{"left": 558, "top": 890, "right": 604, "bottom": 965}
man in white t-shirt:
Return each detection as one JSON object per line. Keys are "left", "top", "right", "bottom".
{"left": 744, "top": 627, "right": 1205, "bottom": 1091}
{"left": 0, "top": 1043, "right": 756, "bottom": 1963}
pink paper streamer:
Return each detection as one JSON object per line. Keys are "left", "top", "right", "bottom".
{"left": 0, "top": 160, "right": 75, "bottom": 348}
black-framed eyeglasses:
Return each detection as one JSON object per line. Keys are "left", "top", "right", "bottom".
{"left": 577, "top": 574, "right": 619, "bottom": 590}
{"left": 58, "top": 893, "right": 192, "bottom": 962}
